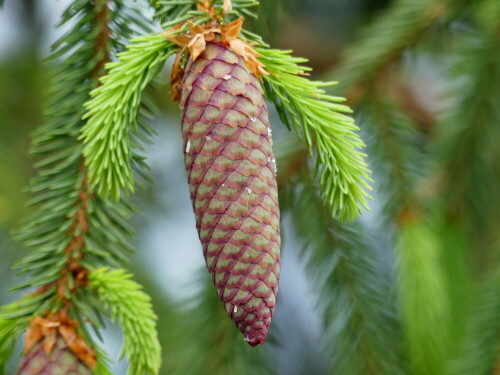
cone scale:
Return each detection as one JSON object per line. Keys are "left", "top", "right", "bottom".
{"left": 180, "top": 42, "right": 281, "bottom": 346}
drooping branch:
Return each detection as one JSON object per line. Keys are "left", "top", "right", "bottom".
{"left": 258, "top": 47, "right": 373, "bottom": 221}
{"left": 332, "top": 0, "right": 463, "bottom": 103}
{"left": 281, "top": 163, "right": 405, "bottom": 374}
{"left": 1, "top": 1, "right": 161, "bottom": 373}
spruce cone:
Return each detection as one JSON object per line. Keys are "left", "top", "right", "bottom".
{"left": 17, "top": 338, "right": 92, "bottom": 375}
{"left": 180, "top": 41, "right": 281, "bottom": 346}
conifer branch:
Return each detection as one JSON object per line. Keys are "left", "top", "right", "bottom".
{"left": 278, "top": 153, "right": 405, "bottom": 374}
{"left": 333, "top": 0, "right": 455, "bottom": 99}
{"left": 14, "top": 0, "right": 130, "bottom": 294}
{"left": 89, "top": 268, "right": 161, "bottom": 375}
{"left": 396, "top": 216, "right": 450, "bottom": 375}
{"left": 126, "top": 267, "right": 177, "bottom": 373}
{"left": 81, "top": 33, "right": 176, "bottom": 199}
{"left": 14, "top": 0, "right": 114, "bottom": 306}
{"left": 258, "top": 48, "right": 373, "bottom": 221}
{"left": 1, "top": 0, "right": 161, "bottom": 372}
{"left": 449, "top": 268, "right": 500, "bottom": 375}
{"left": 360, "top": 93, "right": 422, "bottom": 221}
{"left": 434, "top": 24, "right": 500, "bottom": 229}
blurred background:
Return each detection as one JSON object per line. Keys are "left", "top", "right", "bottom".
{"left": 0, "top": 0, "right": 499, "bottom": 374}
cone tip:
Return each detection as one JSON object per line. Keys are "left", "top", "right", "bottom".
{"left": 243, "top": 329, "right": 268, "bottom": 347}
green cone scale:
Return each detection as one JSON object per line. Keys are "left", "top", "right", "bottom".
{"left": 180, "top": 42, "right": 281, "bottom": 346}
{"left": 17, "top": 338, "right": 91, "bottom": 375}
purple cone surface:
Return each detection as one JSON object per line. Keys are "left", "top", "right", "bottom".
{"left": 180, "top": 42, "right": 281, "bottom": 346}
{"left": 17, "top": 338, "right": 91, "bottom": 375}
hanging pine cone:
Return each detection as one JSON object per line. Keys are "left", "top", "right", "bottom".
{"left": 17, "top": 337, "right": 92, "bottom": 375}
{"left": 179, "top": 41, "right": 281, "bottom": 346}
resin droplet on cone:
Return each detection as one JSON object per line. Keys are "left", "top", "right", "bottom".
{"left": 17, "top": 338, "right": 92, "bottom": 375}
{"left": 180, "top": 42, "right": 281, "bottom": 346}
